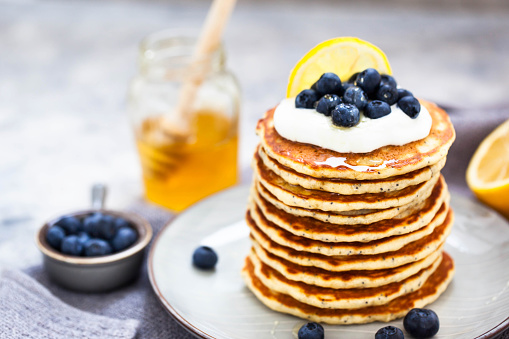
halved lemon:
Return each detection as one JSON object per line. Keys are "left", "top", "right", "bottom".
{"left": 466, "top": 118, "right": 509, "bottom": 219}
{"left": 287, "top": 37, "right": 392, "bottom": 98}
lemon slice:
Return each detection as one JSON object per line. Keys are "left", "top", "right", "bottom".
{"left": 466, "top": 118, "right": 509, "bottom": 219}
{"left": 287, "top": 37, "right": 392, "bottom": 98}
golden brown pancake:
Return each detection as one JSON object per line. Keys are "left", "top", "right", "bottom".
{"left": 242, "top": 251, "right": 455, "bottom": 324}
{"left": 257, "top": 100, "right": 455, "bottom": 180}
{"left": 254, "top": 152, "right": 440, "bottom": 212}
{"left": 247, "top": 208, "right": 454, "bottom": 271}
{"left": 258, "top": 145, "right": 446, "bottom": 194}
{"left": 249, "top": 249, "right": 442, "bottom": 309}
{"left": 252, "top": 241, "right": 444, "bottom": 289}
{"left": 251, "top": 177, "right": 448, "bottom": 243}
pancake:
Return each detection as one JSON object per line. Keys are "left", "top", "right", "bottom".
{"left": 251, "top": 177, "right": 448, "bottom": 243}
{"left": 248, "top": 198, "right": 449, "bottom": 254}
{"left": 249, "top": 250, "right": 442, "bottom": 309}
{"left": 247, "top": 208, "right": 454, "bottom": 271}
{"left": 257, "top": 99, "right": 455, "bottom": 180}
{"left": 258, "top": 145, "right": 446, "bottom": 194}
{"left": 253, "top": 241, "right": 444, "bottom": 289}
{"left": 256, "top": 180, "right": 429, "bottom": 225}
{"left": 242, "top": 251, "right": 455, "bottom": 324}
{"left": 254, "top": 152, "right": 441, "bottom": 212}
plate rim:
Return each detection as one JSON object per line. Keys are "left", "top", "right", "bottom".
{"left": 147, "top": 185, "right": 509, "bottom": 339}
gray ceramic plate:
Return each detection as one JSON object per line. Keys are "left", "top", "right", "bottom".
{"left": 148, "top": 185, "right": 509, "bottom": 339}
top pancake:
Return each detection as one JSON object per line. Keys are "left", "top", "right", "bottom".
{"left": 257, "top": 100, "right": 455, "bottom": 180}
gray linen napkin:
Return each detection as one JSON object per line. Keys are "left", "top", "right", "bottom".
{"left": 0, "top": 269, "right": 139, "bottom": 339}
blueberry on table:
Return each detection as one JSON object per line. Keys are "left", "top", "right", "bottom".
{"left": 295, "top": 89, "right": 319, "bottom": 109}
{"left": 343, "top": 86, "right": 368, "bottom": 110}
{"left": 380, "top": 74, "right": 397, "bottom": 89}
{"left": 316, "top": 94, "right": 341, "bottom": 116}
{"left": 365, "top": 100, "right": 391, "bottom": 119}
{"left": 298, "top": 322, "right": 324, "bottom": 339}
{"left": 375, "top": 326, "right": 405, "bottom": 339}
{"left": 397, "top": 88, "right": 413, "bottom": 101}
{"left": 84, "top": 239, "right": 113, "bottom": 257}
{"left": 331, "top": 104, "right": 360, "bottom": 127}
{"left": 112, "top": 227, "right": 138, "bottom": 252}
{"left": 46, "top": 226, "right": 66, "bottom": 250}
{"left": 404, "top": 308, "right": 439, "bottom": 338}
{"left": 192, "top": 246, "right": 218, "bottom": 270}
{"left": 61, "top": 235, "right": 84, "bottom": 256}
{"left": 355, "top": 68, "right": 381, "bottom": 95}
{"left": 312, "top": 72, "right": 342, "bottom": 96}
{"left": 55, "top": 216, "right": 82, "bottom": 235}
{"left": 376, "top": 84, "right": 398, "bottom": 105}
{"left": 398, "top": 96, "right": 421, "bottom": 118}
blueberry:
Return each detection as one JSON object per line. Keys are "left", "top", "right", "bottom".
{"left": 77, "top": 232, "right": 90, "bottom": 247}
{"left": 111, "top": 227, "right": 138, "bottom": 252}
{"left": 342, "top": 82, "right": 355, "bottom": 92}
{"left": 84, "top": 239, "right": 112, "bottom": 257}
{"left": 397, "top": 88, "right": 413, "bottom": 101}
{"left": 312, "top": 72, "right": 342, "bottom": 96}
{"left": 192, "top": 246, "right": 218, "bottom": 270}
{"left": 398, "top": 96, "right": 421, "bottom": 118}
{"left": 375, "top": 326, "right": 405, "bottom": 339}
{"left": 61, "top": 235, "right": 84, "bottom": 256}
{"left": 343, "top": 86, "right": 368, "bottom": 110}
{"left": 365, "top": 100, "right": 391, "bottom": 119}
{"left": 114, "top": 217, "right": 130, "bottom": 231}
{"left": 404, "top": 308, "right": 440, "bottom": 338}
{"left": 295, "top": 89, "right": 319, "bottom": 109}
{"left": 355, "top": 68, "right": 381, "bottom": 95}
{"left": 97, "top": 214, "right": 116, "bottom": 240}
{"left": 331, "top": 104, "right": 360, "bottom": 127}
{"left": 83, "top": 213, "right": 102, "bottom": 237}
{"left": 380, "top": 74, "right": 397, "bottom": 89}
{"left": 298, "top": 322, "right": 324, "bottom": 339}
{"left": 376, "top": 85, "right": 398, "bottom": 105}
{"left": 315, "top": 94, "right": 341, "bottom": 116}
{"left": 55, "top": 216, "right": 82, "bottom": 235}
{"left": 348, "top": 72, "right": 360, "bottom": 83}
{"left": 46, "top": 226, "right": 66, "bottom": 250}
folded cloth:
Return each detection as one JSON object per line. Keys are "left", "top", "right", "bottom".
{"left": 0, "top": 269, "right": 139, "bottom": 339}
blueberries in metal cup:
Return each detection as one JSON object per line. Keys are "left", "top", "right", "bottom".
{"left": 55, "top": 216, "right": 82, "bottom": 235}
{"left": 397, "top": 88, "right": 413, "bottom": 101}
{"left": 375, "top": 326, "right": 405, "bottom": 339}
{"left": 355, "top": 68, "right": 381, "bottom": 95}
{"left": 112, "top": 227, "right": 138, "bottom": 252}
{"left": 343, "top": 86, "right": 368, "bottom": 110}
{"left": 61, "top": 235, "right": 84, "bottom": 256}
{"left": 332, "top": 104, "right": 360, "bottom": 127}
{"left": 398, "top": 96, "right": 421, "bottom": 118}
{"left": 316, "top": 94, "right": 342, "bottom": 116}
{"left": 97, "top": 214, "right": 117, "bottom": 240}
{"left": 83, "top": 213, "right": 102, "bottom": 237}
{"left": 114, "top": 217, "right": 131, "bottom": 231}
{"left": 376, "top": 84, "right": 398, "bottom": 105}
{"left": 380, "top": 74, "right": 397, "bottom": 89}
{"left": 297, "top": 322, "right": 324, "bottom": 339}
{"left": 295, "top": 89, "right": 319, "bottom": 109}
{"left": 312, "top": 72, "right": 342, "bottom": 96}
{"left": 193, "top": 246, "right": 218, "bottom": 270}
{"left": 365, "top": 100, "right": 391, "bottom": 119}
{"left": 404, "top": 308, "right": 440, "bottom": 338}
{"left": 77, "top": 232, "right": 91, "bottom": 247}
{"left": 84, "top": 239, "right": 113, "bottom": 257}
{"left": 46, "top": 226, "right": 66, "bottom": 250}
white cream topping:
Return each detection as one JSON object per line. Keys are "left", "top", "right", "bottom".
{"left": 273, "top": 98, "right": 432, "bottom": 154}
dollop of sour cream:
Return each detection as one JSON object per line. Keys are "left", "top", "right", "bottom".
{"left": 273, "top": 98, "right": 432, "bottom": 153}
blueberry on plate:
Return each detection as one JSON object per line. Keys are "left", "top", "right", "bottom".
{"left": 365, "top": 100, "right": 391, "bottom": 119}
{"left": 398, "top": 96, "right": 421, "bottom": 118}
{"left": 298, "top": 322, "right": 324, "bottom": 339}
{"left": 192, "top": 246, "right": 218, "bottom": 270}
{"left": 84, "top": 239, "right": 113, "bottom": 257}
{"left": 112, "top": 227, "right": 138, "bottom": 252}
{"left": 397, "top": 88, "right": 413, "bottom": 101}
{"left": 380, "top": 74, "right": 397, "bottom": 89}
{"left": 404, "top": 308, "right": 439, "bottom": 338}
{"left": 376, "top": 84, "right": 398, "bottom": 105}
{"left": 375, "top": 326, "right": 405, "bottom": 339}
{"left": 331, "top": 103, "right": 360, "bottom": 127}
{"left": 55, "top": 216, "right": 82, "bottom": 235}
{"left": 61, "top": 235, "right": 84, "bottom": 256}
{"left": 46, "top": 226, "right": 66, "bottom": 250}
{"left": 295, "top": 89, "right": 319, "bottom": 109}
{"left": 343, "top": 86, "right": 368, "bottom": 110}
{"left": 355, "top": 68, "right": 381, "bottom": 95}
{"left": 312, "top": 72, "right": 342, "bottom": 96}
{"left": 315, "top": 94, "right": 341, "bottom": 116}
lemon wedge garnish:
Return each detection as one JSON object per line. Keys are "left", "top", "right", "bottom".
{"left": 287, "top": 37, "right": 392, "bottom": 98}
{"left": 466, "top": 119, "right": 509, "bottom": 219}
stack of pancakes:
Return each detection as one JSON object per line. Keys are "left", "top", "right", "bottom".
{"left": 242, "top": 100, "right": 456, "bottom": 324}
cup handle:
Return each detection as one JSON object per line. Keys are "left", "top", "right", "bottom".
{"left": 91, "top": 183, "right": 107, "bottom": 210}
